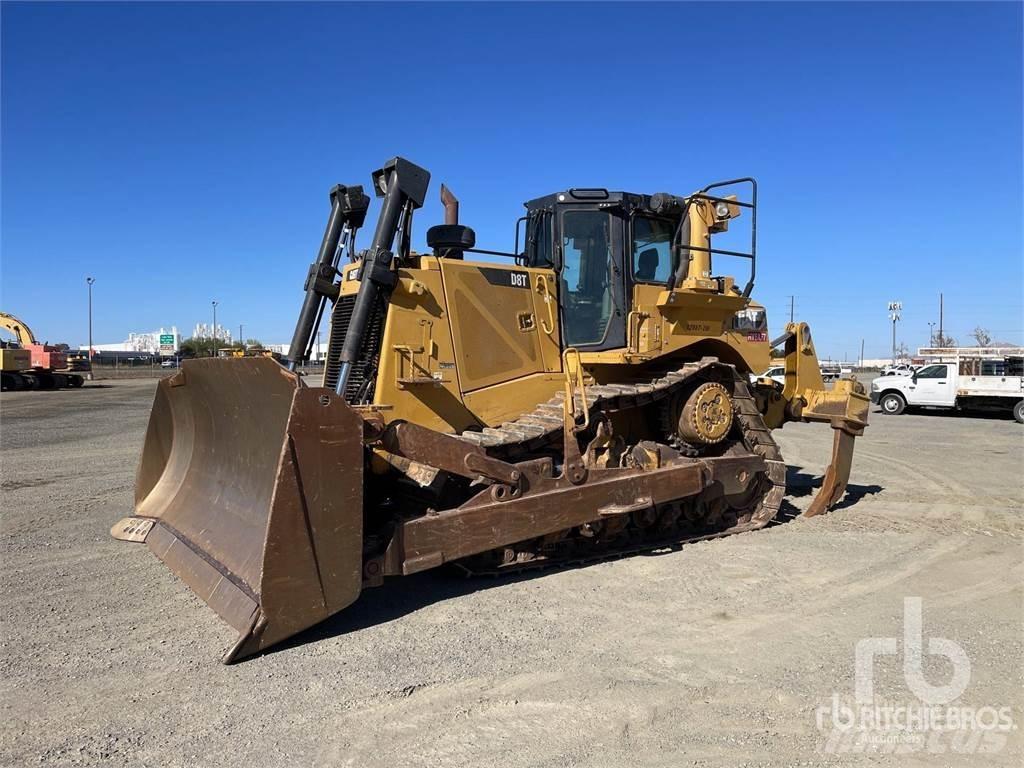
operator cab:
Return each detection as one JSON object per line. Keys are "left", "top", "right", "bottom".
{"left": 520, "top": 183, "right": 755, "bottom": 352}
{"left": 521, "top": 190, "right": 664, "bottom": 351}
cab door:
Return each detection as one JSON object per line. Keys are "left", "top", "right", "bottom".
{"left": 909, "top": 363, "right": 955, "bottom": 405}
{"left": 556, "top": 208, "right": 627, "bottom": 351}
{"left": 521, "top": 209, "right": 563, "bottom": 372}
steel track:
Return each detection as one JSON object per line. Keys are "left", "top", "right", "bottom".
{"left": 452, "top": 360, "right": 787, "bottom": 577}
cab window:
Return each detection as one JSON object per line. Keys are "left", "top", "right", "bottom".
{"left": 560, "top": 210, "right": 613, "bottom": 346}
{"left": 632, "top": 216, "right": 674, "bottom": 283}
{"left": 915, "top": 364, "right": 947, "bottom": 379}
{"left": 524, "top": 210, "right": 553, "bottom": 268}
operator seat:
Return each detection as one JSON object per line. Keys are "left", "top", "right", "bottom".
{"left": 636, "top": 248, "right": 659, "bottom": 281}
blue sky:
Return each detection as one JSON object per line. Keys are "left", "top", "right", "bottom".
{"left": 2, "top": 1, "right": 1021, "bottom": 358}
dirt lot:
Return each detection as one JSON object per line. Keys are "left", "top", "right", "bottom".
{"left": 1, "top": 379, "right": 1021, "bottom": 766}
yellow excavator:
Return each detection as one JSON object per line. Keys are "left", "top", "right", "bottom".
{"left": 1, "top": 311, "right": 84, "bottom": 390}
{"left": 113, "top": 157, "right": 868, "bottom": 662}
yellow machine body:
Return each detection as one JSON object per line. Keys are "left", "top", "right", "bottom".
{"left": 334, "top": 256, "right": 784, "bottom": 433}
{"left": 1, "top": 347, "right": 32, "bottom": 372}
{"left": 112, "top": 159, "right": 869, "bottom": 663}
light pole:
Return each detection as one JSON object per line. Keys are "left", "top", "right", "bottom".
{"left": 86, "top": 277, "right": 96, "bottom": 379}
{"left": 212, "top": 301, "right": 218, "bottom": 358}
{"left": 928, "top": 322, "right": 936, "bottom": 347}
{"left": 239, "top": 324, "right": 244, "bottom": 352}
{"left": 887, "top": 301, "right": 902, "bottom": 363}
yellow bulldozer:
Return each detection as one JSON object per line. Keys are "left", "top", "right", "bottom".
{"left": 113, "top": 157, "right": 868, "bottom": 662}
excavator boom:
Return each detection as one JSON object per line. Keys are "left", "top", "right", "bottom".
{"left": 0, "top": 311, "right": 38, "bottom": 346}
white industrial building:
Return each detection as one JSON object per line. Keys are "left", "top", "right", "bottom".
{"left": 83, "top": 326, "right": 182, "bottom": 354}
{"left": 84, "top": 324, "right": 248, "bottom": 355}
{"left": 192, "top": 323, "right": 234, "bottom": 345}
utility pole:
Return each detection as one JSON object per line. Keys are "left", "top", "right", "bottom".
{"left": 928, "top": 322, "right": 935, "bottom": 347}
{"left": 788, "top": 295, "right": 795, "bottom": 324}
{"left": 239, "top": 324, "right": 244, "bottom": 351}
{"left": 859, "top": 338, "right": 865, "bottom": 368}
{"left": 938, "top": 292, "right": 944, "bottom": 346}
{"left": 887, "top": 301, "right": 902, "bottom": 362}
{"left": 212, "top": 301, "right": 218, "bottom": 358}
{"left": 86, "top": 277, "right": 95, "bottom": 380}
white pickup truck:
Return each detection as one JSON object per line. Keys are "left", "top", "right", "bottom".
{"left": 871, "top": 356, "right": 1024, "bottom": 423}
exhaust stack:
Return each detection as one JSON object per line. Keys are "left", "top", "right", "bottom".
{"left": 441, "top": 183, "right": 459, "bottom": 225}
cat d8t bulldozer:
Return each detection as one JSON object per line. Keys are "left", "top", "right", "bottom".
{"left": 112, "top": 156, "right": 868, "bottom": 662}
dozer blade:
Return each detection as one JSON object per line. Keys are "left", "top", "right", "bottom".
{"left": 111, "top": 358, "right": 365, "bottom": 663}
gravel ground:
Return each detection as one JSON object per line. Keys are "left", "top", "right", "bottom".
{"left": 1, "top": 379, "right": 1021, "bottom": 766}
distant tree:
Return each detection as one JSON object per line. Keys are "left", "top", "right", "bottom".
{"left": 933, "top": 331, "right": 957, "bottom": 348}
{"left": 178, "top": 336, "right": 264, "bottom": 358}
{"left": 895, "top": 342, "right": 910, "bottom": 360}
{"left": 228, "top": 338, "right": 264, "bottom": 350}
{"left": 179, "top": 337, "right": 217, "bottom": 358}
{"left": 970, "top": 327, "right": 992, "bottom": 347}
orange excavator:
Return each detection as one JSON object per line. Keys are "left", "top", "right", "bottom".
{"left": 0, "top": 311, "right": 85, "bottom": 390}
